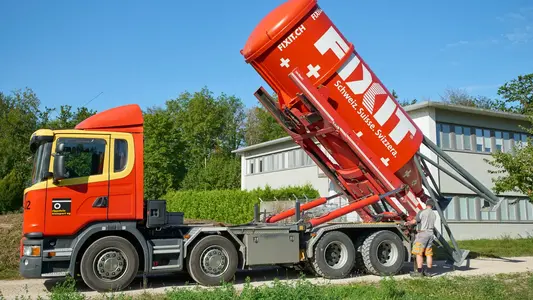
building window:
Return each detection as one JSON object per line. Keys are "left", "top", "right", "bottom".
{"left": 442, "top": 195, "right": 532, "bottom": 223}
{"left": 245, "top": 147, "right": 316, "bottom": 175}
{"left": 436, "top": 122, "right": 529, "bottom": 154}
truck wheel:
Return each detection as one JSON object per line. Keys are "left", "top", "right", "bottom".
{"left": 353, "top": 233, "right": 369, "bottom": 275}
{"left": 80, "top": 236, "right": 139, "bottom": 292}
{"left": 361, "top": 230, "right": 405, "bottom": 276}
{"left": 186, "top": 235, "right": 238, "bottom": 286}
{"left": 311, "top": 231, "right": 355, "bottom": 279}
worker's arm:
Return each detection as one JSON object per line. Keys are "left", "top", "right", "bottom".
{"left": 407, "top": 211, "right": 421, "bottom": 225}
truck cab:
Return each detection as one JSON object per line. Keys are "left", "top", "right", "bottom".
{"left": 20, "top": 104, "right": 148, "bottom": 286}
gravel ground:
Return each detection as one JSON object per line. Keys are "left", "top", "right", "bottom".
{"left": 0, "top": 256, "right": 532, "bottom": 299}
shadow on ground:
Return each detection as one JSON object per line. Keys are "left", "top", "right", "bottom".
{"left": 41, "top": 260, "right": 477, "bottom": 294}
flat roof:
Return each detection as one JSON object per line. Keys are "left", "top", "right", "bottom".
{"left": 404, "top": 100, "right": 527, "bottom": 121}
{"left": 232, "top": 100, "right": 526, "bottom": 154}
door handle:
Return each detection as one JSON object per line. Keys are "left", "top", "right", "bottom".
{"left": 93, "top": 196, "right": 108, "bottom": 208}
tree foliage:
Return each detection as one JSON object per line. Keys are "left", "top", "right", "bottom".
{"left": 244, "top": 104, "right": 287, "bottom": 145}
{"left": 496, "top": 73, "right": 533, "bottom": 114}
{"left": 142, "top": 87, "right": 248, "bottom": 198}
{"left": 486, "top": 73, "right": 533, "bottom": 203}
{"left": 439, "top": 88, "right": 497, "bottom": 110}
{"left": 0, "top": 88, "right": 97, "bottom": 212}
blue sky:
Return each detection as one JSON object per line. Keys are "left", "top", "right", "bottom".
{"left": 1, "top": 0, "right": 532, "bottom": 115}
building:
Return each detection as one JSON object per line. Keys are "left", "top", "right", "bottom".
{"left": 232, "top": 101, "right": 533, "bottom": 240}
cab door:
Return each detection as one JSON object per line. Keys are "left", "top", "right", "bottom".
{"left": 44, "top": 133, "right": 111, "bottom": 236}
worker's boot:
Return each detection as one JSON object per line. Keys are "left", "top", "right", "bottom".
{"left": 423, "top": 269, "right": 436, "bottom": 277}
{"left": 409, "top": 270, "right": 423, "bottom": 277}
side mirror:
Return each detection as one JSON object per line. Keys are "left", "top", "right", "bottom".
{"left": 56, "top": 142, "right": 65, "bottom": 153}
{"left": 53, "top": 143, "right": 67, "bottom": 183}
{"left": 53, "top": 154, "right": 66, "bottom": 182}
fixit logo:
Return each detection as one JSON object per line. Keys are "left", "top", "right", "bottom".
{"left": 314, "top": 27, "right": 417, "bottom": 163}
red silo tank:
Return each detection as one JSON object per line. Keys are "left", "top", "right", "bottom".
{"left": 241, "top": 0, "right": 425, "bottom": 199}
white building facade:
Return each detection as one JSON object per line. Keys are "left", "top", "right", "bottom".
{"left": 233, "top": 101, "right": 533, "bottom": 240}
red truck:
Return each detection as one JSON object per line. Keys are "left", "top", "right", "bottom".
{"left": 19, "top": 0, "right": 502, "bottom": 292}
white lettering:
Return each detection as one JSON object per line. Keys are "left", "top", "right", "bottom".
{"left": 311, "top": 8, "right": 323, "bottom": 20}
{"left": 314, "top": 26, "right": 417, "bottom": 159}
{"left": 338, "top": 54, "right": 372, "bottom": 95}
{"left": 277, "top": 24, "right": 306, "bottom": 52}
{"left": 375, "top": 130, "right": 398, "bottom": 158}
{"left": 373, "top": 95, "right": 395, "bottom": 126}
{"left": 314, "top": 27, "right": 349, "bottom": 59}
{"left": 334, "top": 80, "right": 358, "bottom": 110}
{"left": 389, "top": 108, "right": 417, "bottom": 144}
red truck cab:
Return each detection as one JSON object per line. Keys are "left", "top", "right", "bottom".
{"left": 20, "top": 104, "right": 148, "bottom": 285}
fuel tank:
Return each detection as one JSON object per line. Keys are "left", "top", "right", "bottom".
{"left": 241, "top": 0, "right": 424, "bottom": 197}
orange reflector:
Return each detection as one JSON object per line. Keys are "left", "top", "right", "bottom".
{"left": 184, "top": 234, "right": 190, "bottom": 239}
{"left": 32, "top": 247, "right": 41, "bottom": 256}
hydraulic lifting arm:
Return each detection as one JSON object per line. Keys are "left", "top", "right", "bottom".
{"left": 241, "top": 0, "right": 503, "bottom": 267}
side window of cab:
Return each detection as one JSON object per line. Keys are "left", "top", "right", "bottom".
{"left": 114, "top": 139, "right": 128, "bottom": 172}
{"left": 56, "top": 137, "right": 107, "bottom": 179}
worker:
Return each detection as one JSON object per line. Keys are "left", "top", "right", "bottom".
{"left": 407, "top": 199, "right": 437, "bottom": 277}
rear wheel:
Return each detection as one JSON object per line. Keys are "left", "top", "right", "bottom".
{"left": 80, "top": 236, "right": 139, "bottom": 292}
{"left": 353, "top": 233, "right": 370, "bottom": 275}
{"left": 361, "top": 230, "right": 405, "bottom": 275}
{"left": 186, "top": 235, "right": 238, "bottom": 286}
{"left": 311, "top": 231, "right": 355, "bottom": 279}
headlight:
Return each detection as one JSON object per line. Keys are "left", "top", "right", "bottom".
{"left": 23, "top": 246, "right": 41, "bottom": 257}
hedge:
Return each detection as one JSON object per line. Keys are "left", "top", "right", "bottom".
{"left": 164, "top": 184, "right": 319, "bottom": 224}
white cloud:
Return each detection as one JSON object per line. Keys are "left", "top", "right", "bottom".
{"left": 443, "top": 7, "right": 532, "bottom": 50}
{"left": 441, "top": 38, "right": 499, "bottom": 51}
{"left": 497, "top": 12, "right": 526, "bottom": 22}
{"left": 503, "top": 26, "right": 532, "bottom": 43}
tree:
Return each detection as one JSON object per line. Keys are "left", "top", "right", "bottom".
{"left": 496, "top": 73, "right": 533, "bottom": 114}
{"left": 180, "top": 152, "right": 241, "bottom": 190}
{"left": 164, "top": 87, "right": 246, "bottom": 168}
{"left": 485, "top": 73, "right": 533, "bottom": 203}
{"left": 244, "top": 104, "right": 287, "bottom": 146}
{"left": 0, "top": 88, "right": 98, "bottom": 212}
{"left": 390, "top": 89, "right": 418, "bottom": 107}
{"left": 486, "top": 116, "right": 533, "bottom": 203}
{"left": 439, "top": 88, "right": 499, "bottom": 110}
{"left": 143, "top": 106, "right": 187, "bottom": 199}
{"left": 43, "top": 105, "right": 96, "bottom": 129}
{"left": 142, "top": 87, "right": 247, "bottom": 197}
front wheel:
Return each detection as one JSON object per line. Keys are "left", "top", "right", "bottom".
{"left": 80, "top": 236, "right": 139, "bottom": 292}
{"left": 186, "top": 235, "right": 238, "bottom": 286}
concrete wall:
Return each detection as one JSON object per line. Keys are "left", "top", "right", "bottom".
{"left": 435, "top": 108, "right": 528, "bottom": 197}
{"left": 245, "top": 165, "right": 329, "bottom": 197}
{"left": 448, "top": 223, "right": 533, "bottom": 240}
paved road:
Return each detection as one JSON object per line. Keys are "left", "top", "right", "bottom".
{"left": 1, "top": 256, "right": 532, "bottom": 299}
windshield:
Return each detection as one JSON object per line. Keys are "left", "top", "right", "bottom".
{"left": 31, "top": 142, "right": 52, "bottom": 185}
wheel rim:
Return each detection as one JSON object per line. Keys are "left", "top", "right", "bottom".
{"left": 376, "top": 240, "right": 399, "bottom": 267}
{"left": 200, "top": 246, "right": 230, "bottom": 277}
{"left": 323, "top": 241, "right": 348, "bottom": 269}
{"left": 93, "top": 247, "right": 128, "bottom": 282}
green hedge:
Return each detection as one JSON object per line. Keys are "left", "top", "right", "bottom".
{"left": 164, "top": 184, "right": 319, "bottom": 224}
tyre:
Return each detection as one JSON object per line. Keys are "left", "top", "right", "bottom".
{"left": 310, "top": 231, "right": 356, "bottom": 279}
{"left": 186, "top": 235, "right": 238, "bottom": 286}
{"left": 361, "top": 230, "right": 405, "bottom": 276}
{"left": 80, "top": 236, "right": 139, "bottom": 292}
{"left": 353, "top": 233, "right": 369, "bottom": 275}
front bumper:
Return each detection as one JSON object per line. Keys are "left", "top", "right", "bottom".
{"left": 19, "top": 256, "right": 44, "bottom": 278}
{"left": 19, "top": 238, "right": 44, "bottom": 278}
